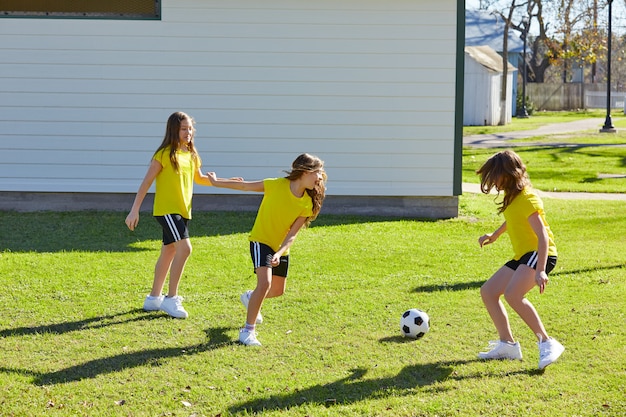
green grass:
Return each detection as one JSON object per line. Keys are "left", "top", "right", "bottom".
{"left": 463, "top": 111, "right": 626, "bottom": 193}
{"left": 463, "top": 143, "right": 626, "bottom": 193}
{"left": 1, "top": 111, "right": 625, "bottom": 416}
{"left": 1, "top": 198, "right": 625, "bottom": 416}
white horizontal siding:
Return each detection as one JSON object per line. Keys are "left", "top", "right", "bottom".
{"left": 0, "top": 0, "right": 459, "bottom": 197}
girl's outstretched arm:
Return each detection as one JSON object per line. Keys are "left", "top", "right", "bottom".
{"left": 206, "top": 172, "right": 264, "bottom": 192}
{"left": 194, "top": 168, "right": 242, "bottom": 187}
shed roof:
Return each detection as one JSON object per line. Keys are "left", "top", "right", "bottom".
{"left": 465, "top": 45, "right": 516, "bottom": 73}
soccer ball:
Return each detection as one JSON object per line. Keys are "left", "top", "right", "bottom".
{"left": 400, "top": 309, "right": 430, "bottom": 339}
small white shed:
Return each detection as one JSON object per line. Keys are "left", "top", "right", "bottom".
{"left": 464, "top": 45, "right": 515, "bottom": 126}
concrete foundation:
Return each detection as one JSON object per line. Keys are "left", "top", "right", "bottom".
{"left": 0, "top": 192, "right": 458, "bottom": 219}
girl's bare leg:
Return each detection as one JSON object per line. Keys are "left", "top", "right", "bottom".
{"left": 265, "top": 276, "right": 286, "bottom": 298}
{"left": 151, "top": 243, "right": 176, "bottom": 296}
{"left": 166, "top": 238, "right": 192, "bottom": 297}
{"left": 504, "top": 265, "right": 549, "bottom": 341}
{"left": 247, "top": 266, "right": 271, "bottom": 325}
{"left": 480, "top": 266, "right": 516, "bottom": 342}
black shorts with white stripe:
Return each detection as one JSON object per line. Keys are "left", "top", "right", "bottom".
{"left": 155, "top": 214, "right": 189, "bottom": 245}
{"left": 249, "top": 241, "right": 289, "bottom": 277}
{"left": 505, "top": 251, "right": 557, "bottom": 274}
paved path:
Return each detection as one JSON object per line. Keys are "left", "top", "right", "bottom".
{"left": 463, "top": 118, "right": 608, "bottom": 148}
{"left": 462, "top": 182, "right": 626, "bottom": 200}
{"left": 462, "top": 117, "right": 626, "bottom": 200}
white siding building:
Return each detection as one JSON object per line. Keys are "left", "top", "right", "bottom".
{"left": 0, "top": 0, "right": 465, "bottom": 218}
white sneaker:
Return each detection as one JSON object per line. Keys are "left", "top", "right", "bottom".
{"left": 478, "top": 340, "right": 523, "bottom": 360}
{"left": 143, "top": 295, "right": 164, "bottom": 311}
{"left": 240, "top": 290, "right": 263, "bottom": 324}
{"left": 538, "top": 336, "right": 564, "bottom": 370}
{"left": 239, "top": 328, "right": 262, "bottom": 346}
{"left": 160, "top": 295, "right": 188, "bottom": 319}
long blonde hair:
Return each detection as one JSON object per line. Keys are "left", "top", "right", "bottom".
{"left": 285, "top": 153, "right": 327, "bottom": 226}
{"left": 476, "top": 150, "right": 530, "bottom": 213}
{"left": 154, "top": 111, "right": 201, "bottom": 172}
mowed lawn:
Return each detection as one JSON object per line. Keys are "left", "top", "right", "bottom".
{"left": 2, "top": 112, "right": 625, "bottom": 416}
{"left": 0, "top": 192, "right": 624, "bottom": 416}
{"left": 463, "top": 113, "right": 626, "bottom": 194}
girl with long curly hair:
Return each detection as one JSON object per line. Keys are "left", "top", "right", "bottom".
{"left": 207, "top": 153, "right": 327, "bottom": 346}
{"left": 476, "top": 150, "right": 564, "bottom": 370}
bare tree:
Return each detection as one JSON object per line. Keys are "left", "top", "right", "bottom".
{"left": 553, "top": 0, "right": 600, "bottom": 82}
{"left": 527, "top": 0, "right": 561, "bottom": 82}
{"left": 495, "top": 1, "right": 527, "bottom": 124}
{"left": 474, "top": 0, "right": 612, "bottom": 83}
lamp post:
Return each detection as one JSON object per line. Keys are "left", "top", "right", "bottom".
{"left": 600, "top": 0, "right": 616, "bottom": 132}
{"left": 516, "top": 15, "right": 529, "bottom": 118}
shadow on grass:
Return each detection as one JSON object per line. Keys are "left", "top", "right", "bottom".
{"left": 33, "top": 326, "right": 234, "bottom": 385}
{"left": 412, "top": 280, "right": 484, "bottom": 293}
{"left": 379, "top": 335, "right": 424, "bottom": 344}
{"left": 227, "top": 359, "right": 540, "bottom": 414}
{"left": 413, "top": 262, "right": 626, "bottom": 292}
{"left": 0, "top": 211, "right": 430, "bottom": 253}
{"left": 0, "top": 211, "right": 254, "bottom": 253}
{"left": 0, "top": 323, "right": 235, "bottom": 385}
{"left": 411, "top": 264, "right": 626, "bottom": 293}
{"left": 0, "top": 309, "right": 152, "bottom": 337}
{"left": 551, "top": 264, "right": 625, "bottom": 276}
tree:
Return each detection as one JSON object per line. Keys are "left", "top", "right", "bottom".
{"left": 527, "top": 0, "right": 562, "bottom": 83}
{"left": 498, "top": 3, "right": 513, "bottom": 125}
{"left": 552, "top": 0, "right": 604, "bottom": 82}
{"left": 473, "top": 0, "right": 623, "bottom": 84}
{"left": 495, "top": 0, "right": 528, "bottom": 125}
{"left": 474, "top": 0, "right": 555, "bottom": 83}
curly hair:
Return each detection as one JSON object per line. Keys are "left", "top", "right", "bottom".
{"left": 154, "top": 112, "right": 201, "bottom": 172}
{"left": 285, "top": 153, "right": 327, "bottom": 226}
{"left": 476, "top": 150, "right": 530, "bottom": 213}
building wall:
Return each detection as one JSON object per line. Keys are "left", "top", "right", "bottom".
{"left": 463, "top": 46, "right": 514, "bottom": 127}
{"left": 463, "top": 57, "right": 496, "bottom": 126}
{"left": 0, "top": 0, "right": 461, "bottom": 214}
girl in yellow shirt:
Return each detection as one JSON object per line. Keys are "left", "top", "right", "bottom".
{"left": 207, "top": 153, "right": 327, "bottom": 346}
{"left": 125, "top": 112, "right": 219, "bottom": 319}
{"left": 476, "top": 150, "right": 564, "bottom": 370}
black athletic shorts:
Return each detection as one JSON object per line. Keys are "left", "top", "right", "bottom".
{"left": 155, "top": 214, "right": 189, "bottom": 245}
{"left": 505, "top": 251, "right": 557, "bottom": 274}
{"left": 250, "top": 241, "right": 289, "bottom": 278}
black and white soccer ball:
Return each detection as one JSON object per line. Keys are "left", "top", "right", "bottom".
{"left": 400, "top": 308, "right": 430, "bottom": 339}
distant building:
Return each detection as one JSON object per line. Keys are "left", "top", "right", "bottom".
{"left": 465, "top": 9, "right": 523, "bottom": 118}
{"left": 464, "top": 46, "right": 516, "bottom": 126}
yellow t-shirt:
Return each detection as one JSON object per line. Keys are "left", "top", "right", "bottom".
{"left": 249, "top": 177, "right": 314, "bottom": 253}
{"left": 503, "top": 187, "right": 557, "bottom": 260}
{"left": 153, "top": 148, "right": 196, "bottom": 219}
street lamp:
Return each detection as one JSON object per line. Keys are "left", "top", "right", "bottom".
{"left": 516, "top": 15, "right": 529, "bottom": 118}
{"left": 600, "top": 0, "right": 616, "bottom": 132}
